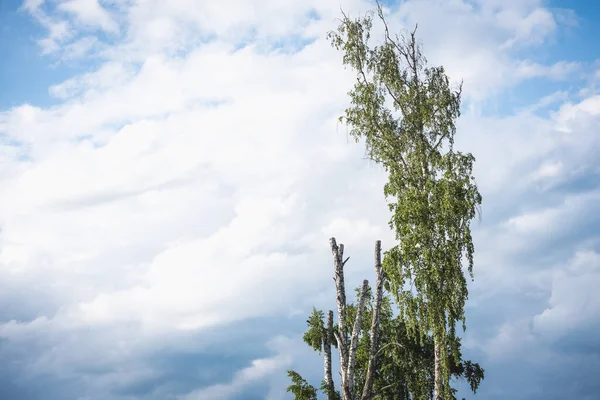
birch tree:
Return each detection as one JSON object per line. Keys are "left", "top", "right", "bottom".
{"left": 327, "top": 3, "right": 483, "bottom": 399}
{"left": 287, "top": 239, "right": 484, "bottom": 400}
{"left": 289, "top": 238, "right": 384, "bottom": 400}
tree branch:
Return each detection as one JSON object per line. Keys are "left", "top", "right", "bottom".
{"left": 375, "top": 341, "right": 405, "bottom": 357}
{"left": 361, "top": 240, "right": 384, "bottom": 400}
{"left": 376, "top": 2, "right": 409, "bottom": 60}
{"left": 370, "top": 382, "right": 401, "bottom": 398}
{"left": 348, "top": 279, "right": 369, "bottom": 394}
{"left": 330, "top": 238, "right": 350, "bottom": 398}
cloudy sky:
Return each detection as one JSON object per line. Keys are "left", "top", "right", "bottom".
{"left": 1, "top": 0, "right": 599, "bottom": 399}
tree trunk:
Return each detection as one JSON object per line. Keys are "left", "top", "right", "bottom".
{"left": 347, "top": 280, "right": 369, "bottom": 394}
{"left": 361, "top": 240, "right": 384, "bottom": 400}
{"left": 330, "top": 238, "right": 351, "bottom": 400}
{"left": 324, "top": 310, "right": 335, "bottom": 398}
{"left": 433, "top": 338, "right": 443, "bottom": 400}
{"left": 329, "top": 238, "right": 386, "bottom": 400}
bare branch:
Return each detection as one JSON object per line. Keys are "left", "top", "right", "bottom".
{"left": 375, "top": 341, "right": 405, "bottom": 357}
{"left": 330, "top": 237, "right": 349, "bottom": 398}
{"left": 361, "top": 240, "right": 385, "bottom": 400}
{"left": 431, "top": 132, "right": 447, "bottom": 153}
{"left": 348, "top": 279, "right": 369, "bottom": 393}
{"left": 370, "top": 382, "right": 401, "bottom": 398}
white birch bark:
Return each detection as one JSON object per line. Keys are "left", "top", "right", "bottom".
{"left": 324, "top": 310, "right": 334, "bottom": 397}
{"left": 361, "top": 240, "right": 384, "bottom": 400}
{"left": 328, "top": 238, "right": 385, "bottom": 400}
{"left": 330, "top": 238, "right": 351, "bottom": 400}
{"left": 434, "top": 339, "right": 443, "bottom": 400}
{"left": 347, "top": 279, "right": 369, "bottom": 395}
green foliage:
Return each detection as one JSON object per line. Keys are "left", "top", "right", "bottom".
{"left": 287, "top": 370, "right": 318, "bottom": 400}
{"left": 327, "top": 3, "right": 483, "bottom": 397}
{"left": 303, "top": 308, "right": 326, "bottom": 353}
{"left": 320, "top": 380, "right": 342, "bottom": 400}
{"left": 454, "top": 360, "right": 485, "bottom": 394}
{"left": 290, "top": 283, "right": 484, "bottom": 399}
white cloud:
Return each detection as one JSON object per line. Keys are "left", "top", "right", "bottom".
{"left": 179, "top": 354, "right": 288, "bottom": 400}
{"left": 3, "top": 0, "right": 600, "bottom": 398}
{"left": 480, "top": 248, "right": 600, "bottom": 363}
{"left": 522, "top": 90, "right": 569, "bottom": 113}
{"left": 0, "top": 31, "right": 386, "bottom": 341}
{"left": 61, "top": 35, "right": 103, "bottom": 60}
{"left": 58, "top": 0, "right": 119, "bottom": 34}
{"left": 48, "top": 61, "right": 133, "bottom": 100}
{"left": 533, "top": 250, "right": 600, "bottom": 340}
{"left": 21, "top": 0, "right": 45, "bottom": 13}
{"left": 179, "top": 335, "right": 295, "bottom": 400}
{"left": 37, "top": 18, "right": 74, "bottom": 54}
{"left": 554, "top": 95, "right": 600, "bottom": 131}
{"left": 530, "top": 161, "right": 564, "bottom": 181}
{"left": 515, "top": 60, "right": 581, "bottom": 80}
{"left": 484, "top": 318, "right": 538, "bottom": 360}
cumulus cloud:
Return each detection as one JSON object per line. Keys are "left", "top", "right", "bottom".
{"left": 179, "top": 336, "right": 294, "bottom": 400}
{"left": 2, "top": 0, "right": 599, "bottom": 398}
{"left": 533, "top": 250, "right": 600, "bottom": 344}
{"left": 57, "top": 0, "right": 119, "bottom": 34}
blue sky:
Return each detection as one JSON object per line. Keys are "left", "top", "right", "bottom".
{"left": 1, "top": 0, "right": 600, "bottom": 399}
{"left": 1, "top": 0, "right": 76, "bottom": 108}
